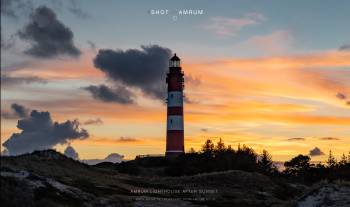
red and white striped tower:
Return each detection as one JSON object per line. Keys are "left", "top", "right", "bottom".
{"left": 166, "top": 53, "right": 185, "bottom": 156}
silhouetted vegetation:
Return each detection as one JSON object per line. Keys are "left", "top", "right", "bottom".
{"left": 162, "top": 139, "right": 262, "bottom": 176}
{"left": 115, "top": 138, "right": 272, "bottom": 176}
{"left": 115, "top": 139, "right": 350, "bottom": 185}
{"left": 283, "top": 151, "right": 350, "bottom": 184}
{"left": 2, "top": 147, "right": 350, "bottom": 206}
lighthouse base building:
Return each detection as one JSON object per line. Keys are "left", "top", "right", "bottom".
{"left": 165, "top": 54, "right": 185, "bottom": 157}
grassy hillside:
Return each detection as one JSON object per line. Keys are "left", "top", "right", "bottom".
{"left": 1, "top": 150, "right": 349, "bottom": 207}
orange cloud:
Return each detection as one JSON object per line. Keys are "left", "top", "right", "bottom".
{"left": 218, "top": 51, "right": 350, "bottom": 70}
{"left": 74, "top": 137, "right": 163, "bottom": 147}
{"left": 186, "top": 111, "right": 350, "bottom": 125}
{"left": 12, "top": 51, "right": 104, "bottom": 80}
{"left": 184, "top": 50, "right": 350, "bottom": 108}
{"left": 2, "top": 49, "right": 350, "bottom": 161}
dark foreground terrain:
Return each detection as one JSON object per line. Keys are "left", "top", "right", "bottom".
{"left": 1, "top": 150, "right": 350, "bottom": 207}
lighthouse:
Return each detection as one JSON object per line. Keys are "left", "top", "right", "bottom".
{"left": 166, "top": 54, "right": 185, "bottom": 156}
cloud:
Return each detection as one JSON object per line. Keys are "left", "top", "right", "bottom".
{"left": 1, "top": 103, "right": 30, "bottom": 119}
{"left": 81, "top": 153, "right": 124, "bottom": 165}
{"left": 63, "top": 145, "right": 123, "bottom": 163}
{"left": 1, "top": 149, "right": 9, "bottom": 156}
{"left": 185, "top": 74, "right": 201, "bottom": 86}
{"left": 18, "top": 6, "right": 81, "bottom": 58}
{"left": 238, "top": 30, "right": 294, "bottom": 55}
{"left": 67, "top": 0, "right": 90, "bottom": 19}
{"left": 93, "top": 45, "right": 172, "bottom": 100}
{"left": 335, "top": 93, "right": 350, "bottom": 107}
{"left": 64, "top": 145, "right": 79, "bottom": 160}
{"left": 339, "top": 44, "right": 350, "bottom": 51}
{"left": 0, "top": 60, "right": 35, "bottom": 72}
{"left": 319, "top": 137, "right": 340, "bottom": 141}
{"left": 1, "top": 0, "right": 33, "bottom": 18}
{"left": 118, "top": 136, "right": 138, "bottom": 142}
{"left": 203, "top": 13, "right": 265, "bottom": 37}
{"left": 287, "top": 137, "right": 305, "bottom": 141}
{"left": 83, "top": 84, "right": 135, "bottom": 104}
{"left": 1, "top": 0, "right": 18, "bottom": 18}
{"left": 76, "top": 137, "right": 142, "bottom": 146}
{"left": 336, "top": 92, "right": 347, "bottom": 100}
{"left": 87, "top": 40, "right": 96, "bottom": 51}
{"left": 184, "top": 95, "right": 195, "bottom": 104}
{"left": 83, "top": 118, "right": 103, "bottom": 125}
{"left": 1, "top": 0, "right": 90, "bottom": 19}
{"left": 201, "top": 128, "right": 208, "bottom": 132}
{"left": 2, "top": 109, "right": 88, "bottom": 155}
{"left": 11, "top": 103, "right": 29, "bottom": 118}
{"left": 1, "top": 74, "right": 47, "bottom": 87}
{"left": 309, "top": 147, "right": 325, "bottom": 156}
{"left": 1, "top": 30, "right": 16, "bottom": 49}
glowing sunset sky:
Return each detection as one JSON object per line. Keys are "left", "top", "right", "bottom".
{"left": 1, "top": 0, "right": 350, "bottom": 161}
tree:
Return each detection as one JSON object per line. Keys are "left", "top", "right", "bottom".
{"left": 339, "top": 153, "right": 347, "bottom": 166}
{"left": 215, "top": 138, "right": 226, "bottom": 152}
{"left": 258, "top": 150, "right": 275, "bottom": 175}
{"left": 327, "top": 150, "right": 337, "bottom": 168}
{"left": 187, "top": 147, "right": 197, "bottom": 154}
{"left": 235, "top": 144, "right": 258, "bottom": 172}
{"left": 284, "top": 154, "right": 311, "bottom": 177}
{"left": 201, "top": 139, "right": 214, "bottom": 154}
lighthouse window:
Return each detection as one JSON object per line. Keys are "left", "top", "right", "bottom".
{"left": 170, "top": 94, "right": 173, "bottom": 99}
{"left": 170, "top": 119, "right": 172, "bottom": 124}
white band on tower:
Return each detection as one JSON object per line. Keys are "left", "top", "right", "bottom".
{"left": 167, "top": 115, "right": 184, "bottom": 130}
{"left": 167, "top": 91, "right": 183, "bottom": 107}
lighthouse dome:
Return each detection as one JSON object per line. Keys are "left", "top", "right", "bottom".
{"left": 170, "top": 53, "right": 180, "bottom": 61}
{"left": 170, "top": 53, "right": 181, "bottom": 67}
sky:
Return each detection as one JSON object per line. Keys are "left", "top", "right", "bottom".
{"left": 1, "top": 0, "right": 350, "bottom": 161}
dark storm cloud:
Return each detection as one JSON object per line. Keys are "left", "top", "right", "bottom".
{"left": 83, "top": 118, "right": 103, "bottom": 125}
{"left": 93, "top": 45, "right": 172, "bottom": 100}
{"left": 1, "top": 103, "right": 29, "bottom": 119}
{"left": 84, "top": 84, "right": 134, "bottom": 104}
{"left": 2, "top": 109, "right": 89, "bottom": 155}
{"left": 64, "top": 145, "right": 79, "bottom": 160}
{"left": 18, "top": 6, "right": 81, "bottom": 58}
{"left": 1, "top": 74, "right": 47, "bottom": 87}
{"left": 11, "top": 103, "right": 29, "bottom": 118}
{"left": 309, "top": 147, "right": 325, "bottom": 156}
{"left": 287, "top": 137, "right": 306, "bottom": 141}
{"left": 339, "top": 44, "right": 350, "bottom": 51}
{"left": 347, "top": 101, "right": 350, "bottom": 106}
{"left": 319, "top": 137, "right": 340, "bottom": 141}
{"left": 336, "top": 92, "right": 347, "bottom": 100}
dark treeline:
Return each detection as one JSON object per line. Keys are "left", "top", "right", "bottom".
{"left": 115, "top": 139, "right": 350, "bottom": 184}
